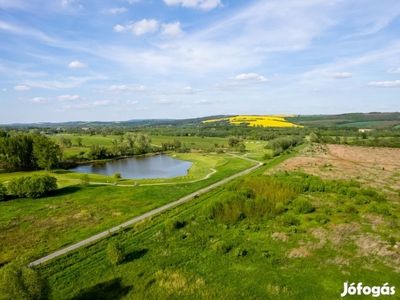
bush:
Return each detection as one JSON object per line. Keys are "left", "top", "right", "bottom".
{"left": 7, "top": 175, "right": 57, "bottom": 199}
{"left": 281, "top": 212, "right": 300, "bottom": 226}
{"left": 80, "top": 173, "right": 90, "bottom": 187}
{"left": 113, "top": 172, "right": 121, "bottom": 179}
{"left": 212, "top": 241, "right": 231, "bottom": 254}
{"left": 165, "top": 218, "right": 186, "bottom": 232}
{"left": 0, "top": 182, "right": 7, "bottom": 201}
{"left": 0, "top": 257, "right": 47, "bottom": 300}
{"left": 293, "top": 198, "right": 315, "bottom": 214}
{"left": 107, "top": 241, "right": 124, "bottom": 265}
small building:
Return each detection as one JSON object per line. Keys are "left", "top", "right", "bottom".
{"left": 358, "top": 128, "right": 372, "bottom": 133}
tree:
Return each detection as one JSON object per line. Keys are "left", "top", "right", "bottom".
{"left": 107, "top": 240, "right": 124, "bottom": 265}
{"left": 114, "top": 173, "right": 121, "bottom": 180}
{"left": 80, "top": 173, "right": 90, "bottom": 187}
{"left": 76, "top": 137, "right": 83, "bottom": 147}
{"left": 0, "top": 257, "right": 47, "bottom": 300}
{"left": 0, "top": 182, "right": 6, "bottom": 201}
{"left": 32, "top": 136, "right": 60, "bottom": 172}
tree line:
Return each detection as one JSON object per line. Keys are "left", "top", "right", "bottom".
{"left": 0, "top": 134, "right": 60, "bottom": 172}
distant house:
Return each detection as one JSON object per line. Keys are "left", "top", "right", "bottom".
{"left": 82, "top": 127, "right": 91, "bottom": 131}
{"left": 358, "top": 128, "right": 372, "bottom": 133}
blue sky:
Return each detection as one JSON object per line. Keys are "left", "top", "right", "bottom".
{"left": 1, "top": 0, "right": 400, "bottom": 123}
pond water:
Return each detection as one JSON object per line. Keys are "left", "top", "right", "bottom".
{"left": 69, "top": 155, "right": 193, "bottom": 179}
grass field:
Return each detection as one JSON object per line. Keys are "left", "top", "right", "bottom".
{"left": 37, "top": 161, "right": 400, "bottom": 299}
{"left": 0, "top": 153, "right": 256, "bottom": 265}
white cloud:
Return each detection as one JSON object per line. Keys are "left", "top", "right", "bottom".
{"left": 103, "top": 7, "right": 127, "bottom": 14}
{"left": 331, "top": 72, "right": 352, "bottom": 79}
{"left": 161, "top": 22, "right": 184, "bottom": 37}
{"left": 108, "top": 85, "right": 147, "bottom": 92}
{"left": 128, "top": 19, "right": 159, "bottom": 36}
{"left": 114, "top": 25, "right": 126, "bottom": 32}
{"left": 58, "top": 94, "right": 79, "bottom": 101}
{"left": 62, "top": 100, "right": 111, "bottom": 109}
{"left": 368, "top": 80, "right": 400, "bottom": 88}
{"left": 14, "top": 85, "right": 31, "bottom": 91}
{"left": 2, "top": 88, "right": 7, "bottom": 92}
{"left": 126, "top": 0, "right": 139, "bottom": 3}
{"left": 29, "top": 97, "right": 48, "bottom": 104}
{"left": 181, "top": 86, "right": 197, "bottom": 94}
{"left": 69, "top": 61, "right": 88, "bottom": 68}
{"left": 387, "top": 68, "right": 400, "bottom": 74}
{"left": 163, "top": 0, "right": 222, "bottom": 11}
{"left": 234, "top": 73, "right": 268, "bottom": 82}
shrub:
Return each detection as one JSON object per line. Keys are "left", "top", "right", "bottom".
{"left": 113, "top": 172, "right": 121, "bottom": 179}
{"left": 7, "top": 175, "right": 57, "bottom": 199}
{"left": 80, "top": 173, "right": 90, "bottom": 187}
{"left": 293, "top": 198, "right": 315, "bottom": 214}
{"left": 0, "top": 257, "right": 47, "bottom": 300}
{"left": 343, "top": 204, "right": 358, "bottom": 214}
{"left": 107, "top": 241, "right": 124, "bottom": 265}
{"left": 0, "top": 182, "right": 7, "bottom": 201}
{"left": 165, "top": 218, "right": 186, "bottom": 232}
{"left": 212, "top": 241, "right": 231, "bottom": 254}
{"left": 281, "top": 212, "right": 300, "bottom": 226}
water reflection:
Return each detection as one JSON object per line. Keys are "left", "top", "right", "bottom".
{"left": 69, "top": 155, "right": 193, "bottom": 179}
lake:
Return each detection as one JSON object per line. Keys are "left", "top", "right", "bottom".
{"left": 69, "top": 155, "right": 193, "bottom": 179}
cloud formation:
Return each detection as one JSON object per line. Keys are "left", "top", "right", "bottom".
{"left": 29, "top": 97, "right": 48, "bottom": 104}
{"left": 62, "top": 100, "right": 111, "bottom": 109}
{"left": 126, "top": 19, "right": 159, "bottom": 36}
{"left": 163, "top": 0, "right": 222, "bottom": 11}
{"left": 108, "top": 85, "right": 147, "bottom": 92}
{"left": 387, "top": 68, "right": 400, "bottom": 74}
{"left": 14, "top": 85, "right": 31, "bottom": 91}
{"left": 69, "top": 61, "right": 88, "bottom": 68}
{"left": 161, "top": 22, "right": 184, "bottom": 37}
{"left": 58, "top": 94, "right": 79, "bottom": 101}
{"left": 234, "top": 73, "right": 268, "bottom": 82}
{"left": 368, "top": 80, "right": 400, "bottom": 88}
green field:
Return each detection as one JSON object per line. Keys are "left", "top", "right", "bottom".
{"left": 0, "top": 153, "right": 256, "bottom": 265}
{"left": 37, "top": 168, "right": 400, "bottom": 299}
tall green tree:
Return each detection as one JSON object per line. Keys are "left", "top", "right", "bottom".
{"left": 0, "top": 257, "right": 47, "bottom": 300}
{"left": 32, "top": 136, "right": 60, "bottom": 172}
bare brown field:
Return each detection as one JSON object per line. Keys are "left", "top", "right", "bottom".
{"left": 267, "top": 144, "right": 400, "bottom": 199}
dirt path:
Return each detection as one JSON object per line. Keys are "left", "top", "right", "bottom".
{"left": 29, "top": 155, "right": 262, "bottom": 267}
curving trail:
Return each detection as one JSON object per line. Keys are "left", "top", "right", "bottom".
{"left": 29, "top": 154, "right": 263, "bottom": 267}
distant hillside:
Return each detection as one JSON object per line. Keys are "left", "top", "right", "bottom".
{"left": 2, "top": 113, "right": 400, "bottom": 129}
{"left": 286, "top": 112, "right": 400, "bottom": 129}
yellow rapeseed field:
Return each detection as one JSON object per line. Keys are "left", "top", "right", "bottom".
{"left": 202, "top": 115, "right": 303, "bottom": 128}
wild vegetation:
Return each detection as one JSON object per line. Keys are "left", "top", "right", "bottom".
{"left": 34, "top": 169, "right": 399, "bottom": 299}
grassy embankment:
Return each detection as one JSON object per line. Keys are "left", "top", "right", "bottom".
{"left": 0, "top": 151, "right": 256, "bottom": 265}
{"left": 38, "top": 153, "right": 400, "bottom": 299}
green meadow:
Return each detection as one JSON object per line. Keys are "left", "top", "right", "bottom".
{"left": 37, "top": 168, "right": 400, "bottom": 300}
{"left": 0, "top": 153, "right": 256, "bottom": 265}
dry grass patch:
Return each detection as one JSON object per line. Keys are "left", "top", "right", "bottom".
{"left": 288, "top": 246, "right": 310, "bottom": 258}
{"left": 271, "top": 232, "right": 288, "bottom": 242}
{"left": 155, "top": 269, "right": 206, "bottom": 295}
{"left": 267, "top": 144, "right": 400, "bottom": 196}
